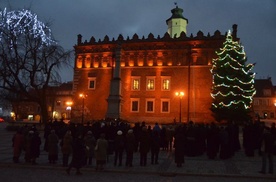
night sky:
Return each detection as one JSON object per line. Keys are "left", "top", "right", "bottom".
{"left": 1, "top": 0, "right": 276, "bottom": 84}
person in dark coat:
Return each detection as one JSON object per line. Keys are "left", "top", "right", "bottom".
{"left": 66, "top": 133, "right": 86, "bottom": 175}
{"left": 24, "top": 130, "right": 34, "bottom": 163}
{"left": 30, "top": 131, "right": 41, "bottom": 165}
{"left": 12, "top": 129, "right": 25, "bottom": 163}
{"left": 84, "top": 131, "right": 96, "bottom": 166}
{"left": 125, "top": 129, "right": 135, "bottom": 167}
{"left": 259, "top": 127, "right": 275, "bottom": 174}
{"left": 150, "top": 130, "right": 160, "bottom": 165}
{"left": 174, "top": 126, "right": 185, "bottom": 167}
{"left": 113, "top": 130, "right": 125, "bottom": 166}
{"left": 219, "top": 127, "right": 231, "bottom": 159}
{"left": 47, "top": 130, "right": 59, "bottom": 164}
{"left": 206, "top": 123, "right": 220, "bottom": 159}
{"left": 139, "top": 126, "right": 150, "bottom": 166}
{"left": 61, "top": 130, "right": 73, "bottom": 167}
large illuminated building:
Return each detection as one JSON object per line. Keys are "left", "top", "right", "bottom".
{"left": 72, "top": 5, "right": 239, "bottom": 124}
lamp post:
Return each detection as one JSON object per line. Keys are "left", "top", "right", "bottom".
{"left": 79, "top": 94, "right": 86, "bottom": 124}
{"left": 175, "top": 91, "right": 184, "bottom": 123}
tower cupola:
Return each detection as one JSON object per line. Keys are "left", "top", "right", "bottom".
{"left": 166, "top": 5, "right": 188, "bottom": 38}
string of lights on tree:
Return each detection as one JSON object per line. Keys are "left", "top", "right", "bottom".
{"left": 0, "top": 8, "right": 55, "bottom": 46}
{"left": 210, "top": 30, "right": 256, "bottom": 117}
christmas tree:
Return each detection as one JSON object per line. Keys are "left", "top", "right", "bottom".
{"left": 210, "top": 30, "right": 256, "bottom": 122}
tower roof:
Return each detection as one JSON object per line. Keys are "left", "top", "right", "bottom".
{"left": 166, "top": 6, "right": 188, "bottom": 24}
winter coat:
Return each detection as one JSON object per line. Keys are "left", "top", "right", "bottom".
{"left": 84, "top": 135, "right": 96, "bottom": 157}
{"left": 70, "top": 137, "right": 86, "bottom": 168}
{"left": 61, "top": 133, "right": 73, "bottom": 155}
{"left": 139, "top": 130, "right": 150, "bottom": 153}
{"left": 30, "top": 133, "right": 41, "bottom": 158}
{"left": 125, "top": 133, "right": 135, "bottom": 152}
{"left": 47, "top": 133, "right": 59, "bottom": 156}
{"left": 13, "top": 132, "right": 25, "bottom": 157}
{"left": 95, "top": 138, "right": 108, "bottom": 161}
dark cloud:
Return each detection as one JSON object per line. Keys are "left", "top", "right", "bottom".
{"left": 1, "top": 0, "right": 275, "bottom": 83}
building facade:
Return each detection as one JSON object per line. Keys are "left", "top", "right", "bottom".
{"left": 72, "top": 5, "right": 239, "bottom": 124}
{"left": 10, "top": 82, "right": 73, "bottom": 122}
{"left": 253, "top": 78, "right": 276, "bottom": 120}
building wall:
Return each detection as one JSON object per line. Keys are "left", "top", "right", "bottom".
{"left": 72, "top": 32, "right": 227, "bottom": 124}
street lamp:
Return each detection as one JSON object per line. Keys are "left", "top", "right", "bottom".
{"left": 175, "top": 91, "right": 184, "bottom": 123}
{"left": 79, "top": 93, "right": 87, "bottom": 124}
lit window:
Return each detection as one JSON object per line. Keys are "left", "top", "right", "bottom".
{"left": 146, "top": 77, "right": 155, "bottom": 90}
{"left": 162, "top": 77, "right": 171, "bottom": 91}
{"left": 161, "top": 99, "right": 170, "bottom": 113}
{"left": 146, "top": 99, "right": 155, "bottom": 113}
{"left": 131, "top": 77, "right": 140, "bottom": 90}
{"left": 88, "top": 78, "right": 96, "bottom": 89}
{"left": 131, "top": 99, "right": 139, "bottom": 112}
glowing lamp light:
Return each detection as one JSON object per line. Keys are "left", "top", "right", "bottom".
{"left": 175, "top": 91, "right": 184, "bottom": 97}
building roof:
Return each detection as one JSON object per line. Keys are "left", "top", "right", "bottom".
{"left": 166, "top": 6, "right": 188, "bottom": 24}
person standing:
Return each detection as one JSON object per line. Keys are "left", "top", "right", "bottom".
{"left": 84, "top": 131, "right": 96, "bottom": 166}
{"left": 139, "top": 126, "right": 150, "bottom": 166}
{"left": 47, "top": 130, "right": 59, "bottom": 164}
{"left": 61, "top": 130, "right": 73, "bottom": 167}
{"left": 95, "top": 133, "right": 108, "bottom": 171}
{"left": 30, "top": 131, "right": 41, "bottom": 165}
{"left": 113, "top": 130, "right": 125, "bottom": 166}
{"left": 259, "top": 127, "right": 275, "bottom": 174}
{"left": 66, "top": 133, "right": 86, "bottom": 175}
{"left": 150, "top": 130, "right": 160, "bottom": 165}
{"left": 12, "top": 129, "right": 25, "bottom": 163}
{"left": 125, "top": 129, "right": 135, "bottom": 167}
{"left": 24, "top": 130, "right": 34, "bottom": 163}
{"left": 174, "top": 126, "right": 185, "bottom": 167}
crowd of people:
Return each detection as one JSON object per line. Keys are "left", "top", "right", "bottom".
{"left": 11, "top": 119, "right": 276, "bottom": 175}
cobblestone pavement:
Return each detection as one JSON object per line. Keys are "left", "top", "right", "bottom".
{"left": 0, "top": 122, "right": 275, "bottom": 181}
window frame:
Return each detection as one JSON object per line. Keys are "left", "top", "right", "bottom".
{"left": 146, "top": 99, "right": 155, "bottom": 113}
{"left": 131, "top": 76, "right": 140, "bottom": 91}
{"left": 161, "top": 76, "right": 171, "bottom": 91}
{"left": 88, "top": 77, "right": 96, "bottom": 90}
{"left": 161, "top": 99, "right": 170, "bottom": 113}
{"left": 146, "top": 76, "right": 155, "bottom": 91}
{"left": 130, "top": 98, "right": 140, "bottom": 112}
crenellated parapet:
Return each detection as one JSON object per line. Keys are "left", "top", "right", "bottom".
{"left": 76, "top": 30, "right": 227, "bottom": 46}
{"left": 74, "top": 25, "right": 239, "bottom": 69}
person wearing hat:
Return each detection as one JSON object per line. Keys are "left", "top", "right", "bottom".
{"left": 113, "top": 130, "right": 125, "bottom": 166}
